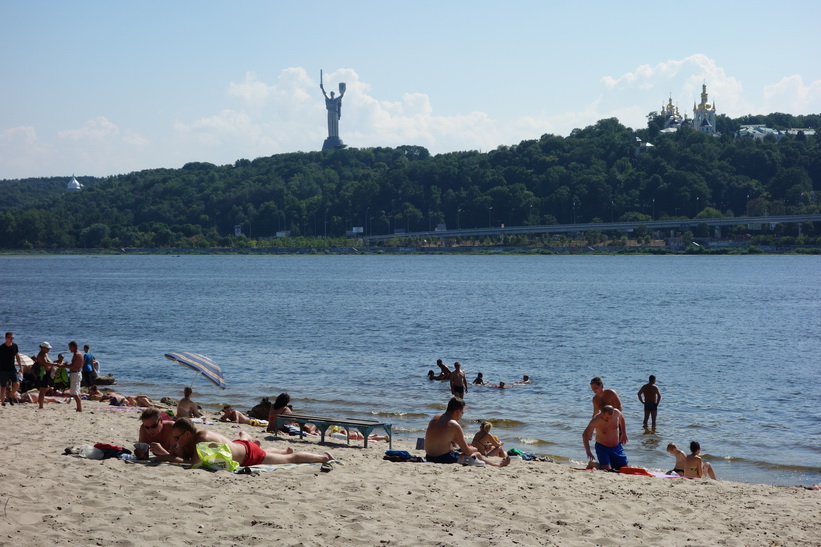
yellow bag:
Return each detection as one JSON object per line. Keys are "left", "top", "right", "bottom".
{"left": 192, "top": 442, "right": 239, "bottom": 472}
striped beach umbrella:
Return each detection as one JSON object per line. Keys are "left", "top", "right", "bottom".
{"left": 164, "top": 352, "right": 226, "bottom": 390}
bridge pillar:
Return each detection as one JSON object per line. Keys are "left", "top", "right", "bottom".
{"left": 714, "top": 226, "right": 721, "bottom": 238}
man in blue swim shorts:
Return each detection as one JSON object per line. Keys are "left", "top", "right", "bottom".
{"left": 583, "top": 405, "right": 629, "bottom": 470}
{"left": 424, "top": 397, "right": 510, "bottom": 467}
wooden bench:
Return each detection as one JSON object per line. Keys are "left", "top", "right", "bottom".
{"left": 275, "top": 412, "right": 393, "bottom": 449}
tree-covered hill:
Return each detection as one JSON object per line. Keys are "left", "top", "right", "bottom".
{"left": 1, "top": 113, "right": 819, "bottom": 249}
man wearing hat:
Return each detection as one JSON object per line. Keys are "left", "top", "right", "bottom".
{"left": 1, "top": 332, "right": 23, "bottom": 406}
{"left": 35, "top": 342, "right": 56, "bottom": 409}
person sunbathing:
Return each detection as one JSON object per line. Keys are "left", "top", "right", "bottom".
{"left": 220, "top": 405, "right": 252, "bottom": 424}
{"left": 470, "top": 421, "right": 506, "bottom": 457}
{"left": 267, "top": 393, "right": 293, "bottom": 433}
{"left": 15, "top": 390, "right": 62, "bottom": 404}
{"left": 138, "top": 407, "right": 177, "bottom": 460}
{"left": 106, "top": 392, "right": 154, "bottom": 407}
{"left": 424, "top": 397, "right": 510, "bottom": 467}
{"left": 328, "top": 425, "right": 390, "bottom": 442}
{"left": 162, "top": 417, "right": 334, "bottom": 467}
{"left": 176, "top": 387, "right": 202, "bottom": 418}
{"left": 666, "top": 442, "right": 687, "bottom": 475}
{"left": 684, "top": 441, "right": 717, "bottom": 480}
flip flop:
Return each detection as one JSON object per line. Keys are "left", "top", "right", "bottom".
{"left": 320, "top": 463, "right": 333, "bottom": 473}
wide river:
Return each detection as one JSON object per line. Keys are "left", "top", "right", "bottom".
{"left": 2, "top": 254, "right": 819, "bottom": 486}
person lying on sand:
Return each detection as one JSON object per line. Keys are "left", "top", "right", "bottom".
{"left": 14, "top": 390, "right": 62, "bottom": 404}
{"left": 470, "top": 421, "right": 506, "bottom": 457}
{"left": 138, "top": 407, "right": 177, "bottom": 460}
{"left": 161, "top": 417, "right": 333, "bottom": 467}
{"left": 424, "top": 397, "right": 510, "bottom": 467}
{"left": 107, "top": 392, "right": 154, "bottom": 407}
{"left": 684, "top": 441, "right": 717, "bottom": 480}
{"left": 328, "top": 425, "right": 390, "bottom": 442}
{"left": 220, "top": 405, "right": 252, "bottom": 424}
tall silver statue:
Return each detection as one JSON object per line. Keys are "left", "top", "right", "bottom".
{"left": 320, "top": 70, "right": 346, "bottom": 151}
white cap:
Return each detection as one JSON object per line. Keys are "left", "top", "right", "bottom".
{"left": 40, "top": 341, "right": 52, "bottom": 349}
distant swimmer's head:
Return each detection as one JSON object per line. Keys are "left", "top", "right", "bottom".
{"left": 649, "top": 375, "right": 656, "bottom": 383}
{"left": 453, "top": 361, "right": 461, "bottom": 370}
{"left": 600, "top": 405, "right": 615, "bottom": 421}
{"left": 437, "top": 359, "right": 443, "bottom": 366}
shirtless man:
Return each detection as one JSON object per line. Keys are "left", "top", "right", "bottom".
{"left": 684, "top": 441, "right": 717, "bottom": 480}
{"left": 435, "top": 359, "right": 451, "bottom": 380}
{"left": 590, "top": 376, "right": 622, "bottom": 416}
{"left": 637, "top": 375, "right": 662, "bottom": 429}
{"left": 583, "top": 405, "right": 629, "bottom": 470}
{"left": 220, "top": 405, "right": 252, "bottom": 424}
{"left": 176, "top": 387, "right": 202, "bottom": 418}
{"left": 63, "top": 341, "right": 83, "bottom": 412}
{"left": 160, "top": 417, "right": 333, "bottom": 467}
{"left": 450, "top": 361, "right": 468, "bottom": 398}
{"left": 666, "top": 442, "right": 687, "bottom": 475}
{"left": 138, "top": 407, "right": 176, "bottom": 460}
{"left": 424, "top": 397, "right": 510, "bottom": 467}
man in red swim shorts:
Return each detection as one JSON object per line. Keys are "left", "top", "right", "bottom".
{"left": 231, "top": 438, "right": 267, "bottom": 466}
{"left": 157, "top": 418, "right": 334, "bottom": 467}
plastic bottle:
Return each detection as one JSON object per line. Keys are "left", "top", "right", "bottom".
{"left": 118, "top": 453, "right": 137, "bottom": 462}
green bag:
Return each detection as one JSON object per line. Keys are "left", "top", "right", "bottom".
{"left": 192, "top": 442, "right": 239, "bottom": 472}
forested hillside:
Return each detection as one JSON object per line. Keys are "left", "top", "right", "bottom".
{"left": 1, "top": 114, "right": 819, "bottom": 249}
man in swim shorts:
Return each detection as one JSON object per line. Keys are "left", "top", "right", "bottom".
{"left": 637, "top": 375, "right": 661, "bottom": 429}
{"left": 424, "top": 397, "right": 510, "bottom": 467}
{"left": 583, "top": 405, "right": 628, "bottom": 470}
{"left": 64, "top": 341, "right": 83, "bottom": 412}
{"left": 160, "top": 418, "right": 333, "bottom": 467}
{"left": 450, "top": 361, "right": 468, "bottom": 398}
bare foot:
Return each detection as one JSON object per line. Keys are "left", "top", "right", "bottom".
{"left": 499, "top": 455, "right": 511, "bottom": 467}
{"left": 323, "top": 452, "right": 334, "bottom": 462}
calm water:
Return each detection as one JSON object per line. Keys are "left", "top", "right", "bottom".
{"left": 1, "top": 254, "right": 819, "bottom": 486}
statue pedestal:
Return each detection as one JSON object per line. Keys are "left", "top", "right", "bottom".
{"left": 322, "top": 136, "right": 346, "bottom": 151}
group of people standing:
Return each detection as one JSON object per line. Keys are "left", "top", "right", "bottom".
{"left": 0, "top": 331, "right": 97, "bottom": 412}
{"left": 583, "top": 375, "right": 715, "bottom": 478}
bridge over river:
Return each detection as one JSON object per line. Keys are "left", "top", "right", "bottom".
{"left": 362, "top": 214, "right": 821, "bottom": 243}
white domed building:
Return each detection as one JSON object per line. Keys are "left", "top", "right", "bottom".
{"left": 66, "top": 175, "right": 83, "bottom": 192}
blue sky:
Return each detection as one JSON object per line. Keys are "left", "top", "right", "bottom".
{"left": 2, "top": 1, "right": 820, "bottom": 179}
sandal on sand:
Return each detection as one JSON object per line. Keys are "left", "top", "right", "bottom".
{"left": 235, "top": 466, "right": 259, "bottom": 476}
{"left": 320, "top": 463, "right": 333, "bottom": 473}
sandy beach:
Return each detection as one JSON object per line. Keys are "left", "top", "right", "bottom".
{"left": 1, "top": 400, "right": 818, "bottom": 546}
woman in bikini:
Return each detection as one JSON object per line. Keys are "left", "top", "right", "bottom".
{"left": 470, "top": 421, "right": 505, "bottom": 457}
{"left": 683, "top": 441, "right": 717, "bottom": 480}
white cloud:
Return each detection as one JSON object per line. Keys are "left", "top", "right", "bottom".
{"left": 761, "top": 75, "right": 821, "bottom": 114}
{"left": 58, "top": 116, "right": 121, "bottom": 141}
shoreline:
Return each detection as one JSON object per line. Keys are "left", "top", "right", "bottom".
{"left": 1, "top": 399, "right": 819, "bottom": 546}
